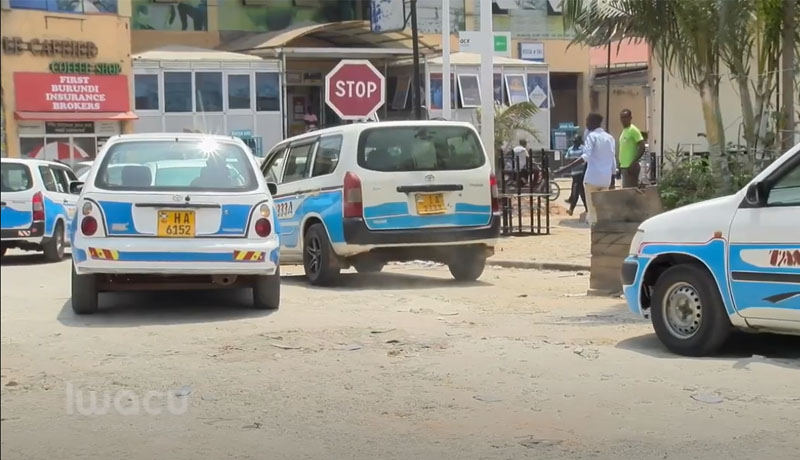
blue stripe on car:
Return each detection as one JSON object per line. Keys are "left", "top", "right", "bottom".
{"left": 0, "top": 207, "right": 33, "bottom": 229}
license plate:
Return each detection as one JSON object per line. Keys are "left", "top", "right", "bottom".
{"left": 157, "top": 210, "right": 195, "bottom": 237}
{"left": 415, "top": 193, "right": 446, "bottom": 215}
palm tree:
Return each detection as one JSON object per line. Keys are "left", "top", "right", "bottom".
{"left": 492, "top": 101, "right": 540, "bottom": 154}
{"left": 562, "top": 0, "right": 734, "bottom": 193}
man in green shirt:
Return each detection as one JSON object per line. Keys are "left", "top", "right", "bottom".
{"left": 618, "top": 109, "right": 645, "bottom": 188}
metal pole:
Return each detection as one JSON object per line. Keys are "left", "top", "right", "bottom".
{"left": 659, "top": 55, "right": 665, "bottom": 176}
{"left": 479, "top": 0, "right": 495, "bottom": 166}
{"left": 410, "top": 0, "right": 423, "bottom": 120}
{"left": 442, "top": 0, "right": 451, "bottom": 120}
{"left": 606, "top": 41, "right": 611, "bottom": 130}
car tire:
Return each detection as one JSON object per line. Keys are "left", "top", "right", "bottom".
{"left": 71, "top": 264, "right": 98, "bottom": 315}
{"left": 303, "top": 223, "right": 340, "bottom": 285}
{"left": 43, "top": 221, "right": 65, "bottom": 262}
{"left": 253, "top": 267, "right": 280, "bottom": 310}
{"left": 448, "top": 249, "right": 487, "bottom": 282}
{"left": 352, "top": 258, "right": 385, "bottom": 273}
{"left": 651, "top": 264, "right": 732, "bottom": 356}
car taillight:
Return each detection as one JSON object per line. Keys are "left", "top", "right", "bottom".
{"left": 255, "top": 218, "right": 272, "bottom": 237}
{"left": 81, "top": 216, "right": 98, "bottom": 236}
{"left": 32, "top": 192, "right": 45, "bottom": 221}
{"left": 490, "top": 173, "right": 499, "bottom": 214}
{"left": 343, "top": 171, "right": 363, "bottom": 218}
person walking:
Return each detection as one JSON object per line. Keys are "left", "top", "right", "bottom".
{"left": 555, "top": 113, "right": 616, "bottom": 225}
{"left": 618, "top": 109, "right": 645, "bottom": 188}
{"left": 564, "top": 134, "right": 587, "bottom": 216}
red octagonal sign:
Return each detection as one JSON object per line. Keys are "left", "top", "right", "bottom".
{"left": 325, "top": 60, "right": 385, "bottom": 120}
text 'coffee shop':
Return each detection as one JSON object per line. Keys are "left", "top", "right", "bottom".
{"left": 0, "top": 8, "right": 134, "bottom": 164}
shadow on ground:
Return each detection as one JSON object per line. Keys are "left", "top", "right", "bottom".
{"left": 281, "top": 270, "right": 491, "bottom": 291}
{"left": 57, "top": 288, "right": 274, "bottom": 328}
{"left": 617, "top": 332, "right": 800, "bottom": 370}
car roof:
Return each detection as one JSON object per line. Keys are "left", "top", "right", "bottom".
{"left": 275, "top": 120, "right": 478, "bottom": 147}
{"left": 102, "top": 133, "right": 247, "bottom": 144}
{"left": 1, "top": 157, "right": 73, "bottom": 168}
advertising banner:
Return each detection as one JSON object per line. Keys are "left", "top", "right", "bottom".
{"left": 14, "top": 73, "right": 130, "bottom": 112}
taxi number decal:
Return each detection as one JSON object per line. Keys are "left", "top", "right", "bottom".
{"left": 276, "top": 202, "right": 293, "bottom": 218}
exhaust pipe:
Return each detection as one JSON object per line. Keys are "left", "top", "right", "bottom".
{"left": 211, "top": 275, "right": 237, "bottom": 286}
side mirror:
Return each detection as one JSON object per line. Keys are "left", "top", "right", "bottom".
{"left": 267, "top": 182, "right": 278, "bottom": 196}
{"left": 745, "top": 182, "right": 766, "bottom": 206}
{"left": 69, "top": 181, "right": 84, "bottom": 195}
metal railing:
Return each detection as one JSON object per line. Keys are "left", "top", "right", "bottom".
{"left": 497, "top": 148, "right": 552, "bottom": 236}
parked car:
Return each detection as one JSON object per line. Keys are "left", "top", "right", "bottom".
{"left": 622, "top": 142, "right": 800, "bottom": 356}
{"left": 1, "top": 158, "right": 79, "bottom": 261}
{"left": 260, "top": 121, "right": 500, "bottom": 285}
{"left": 73, "top": 161, "right": 94, "bottom": 180}
{"left": 70, "top": 133, "right": 280, "bottom": 314}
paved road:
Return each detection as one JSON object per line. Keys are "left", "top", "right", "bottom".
{"left": 1, "top": 251, "right": 799, "bottom": 459}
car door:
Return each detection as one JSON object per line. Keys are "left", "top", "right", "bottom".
{"left": 37, "top": 165, "right": 72, "bottom": 239}
{"left": 1, "top": 162, "right": 36, "bottom": 233}
{"left": 728, "top": 151, "right": 800, "bottom": 322}
{"left": 50, "top": 166, "right": 79, "bottom": 235}
{"left": 272, "top": 139, "right": 318, "bottom": 259}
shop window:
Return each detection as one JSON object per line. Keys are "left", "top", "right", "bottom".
{"left": 164, "top": 72, "right": 192, "bottom": 113}
{"left": 134, "top": 74, "right": 159, "bottom": 111}
{"left": 195, "top": 72, "right": 223, "bottom": 112}
{"left": 256, "top": 73, "right": 280, "bottom": 112}
{"left": 228, "top": 74, "right": 251, "bottom": 110}
{"left": 20, "top": 138, "right": 45, "bottom": 158}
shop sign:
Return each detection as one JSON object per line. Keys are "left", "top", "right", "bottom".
{"left": 45, "top": 122, "right": 94, "bottom": 135}
{"left": 95, "top": 121, "right": 121, "bottom": 136}
{"left": 2, "top": 37, "right": 98, "bottom": 59}
{"left": 14, "top": 73, "right": 130, "bottom": 112}
{"left": 49, "top": 62, "right": 122, "bottom": 75}
{"left": 519, "top": 43, "right": 545, "bottom": 62}
{"left": 459, "top": 31, "right": 511, "bottom": 57}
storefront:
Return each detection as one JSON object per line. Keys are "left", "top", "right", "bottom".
{"left": 0, "top": 8, "right": 134, "bottom": 164}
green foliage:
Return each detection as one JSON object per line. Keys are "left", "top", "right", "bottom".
{"left": 492, "top": 102, "right": 540, "bottom": 150}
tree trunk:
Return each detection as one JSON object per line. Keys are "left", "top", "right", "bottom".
{"left": 781, "top": 0, "right": 796, "bottom": 150}
{"left": 698, "top": 80, "right": 733, "bottom": 194}
{"left": 735, "top": 74, "right": 757, "bottom": 151}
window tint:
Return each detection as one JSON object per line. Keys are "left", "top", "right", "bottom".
{"left": 282, "top": 143, "right": 315, "bottom": 183}
{"left": 312, "top": 136, "right": 342, "bottom": 177}
{"left": 134, "top": 74, "right": 159, "bottom": 110}
{"left": 263, "top": 147, "right": 287, "bottom": 184}
{"left": 1, "top": 163, "right": 33, "bottom": 192}
{"left": 767, "top": 163, "right": 800, "bottom": 206}
{"left": 228, "top": 74, "right": 251, "bottom": 110}
{"left": 358, "top": 126, "right": 486, "bottom": 172}
{"left": 195, "top": 72, "right": 223, "bottom": 112}
{"left": 164, "top": 72, "right": 192, "bottom": 112}
{"left": 38, "top": 166, "right": 58, "bottom": 192}
{"left": 51, "top": 168, "right": 71, "bottom": 193}
{"left": 256, "top": 73, "right": 280, "bottom": 111}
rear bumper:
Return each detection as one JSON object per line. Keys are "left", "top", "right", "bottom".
{"left": 1, "top": 221, "right": 45, "bottom": 241}
{"left": 342, "top": 215, "right": 501, "bottom": 245}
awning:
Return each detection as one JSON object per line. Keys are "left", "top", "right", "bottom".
{"left": 15, "top": 111, "right": 138, "bottom": 121}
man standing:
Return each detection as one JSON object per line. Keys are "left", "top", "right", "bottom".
{"left": 618, "top": 109, "right": 645, "bottom": 188}
{"left": 555, "top": 113, "right": 616, "bottom": 225}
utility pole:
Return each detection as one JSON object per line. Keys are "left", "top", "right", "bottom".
{"left": 606, "top": 41, "right": 611, "bottom": 131}
{"left": 410, "top": 0, "right": 423, "bottom": 120}
{"left": 479, "top": 0, "right": 494, "bottom": 165}
{"left": 781, "top": 0, "right": 796, "bottom": 150}
{"left": 442, "top": 0, "right": 451, "bottom": 120}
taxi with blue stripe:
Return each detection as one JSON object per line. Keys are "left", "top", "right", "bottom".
{"left": 70, "top": 133, "right": 280, "bottom": 314}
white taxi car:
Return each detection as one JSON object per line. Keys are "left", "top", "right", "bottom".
{"left": 70, "top": 133, "right": 280, "bottom": 314}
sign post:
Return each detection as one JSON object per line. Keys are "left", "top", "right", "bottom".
{"left": 325, "top": 60, "right": 386, "bottom": 121}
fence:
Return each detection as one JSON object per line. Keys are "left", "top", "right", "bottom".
{"left": 497, "top": 148, "right": 552, "bottom": 236}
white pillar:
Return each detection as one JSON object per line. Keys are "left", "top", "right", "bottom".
{"left": 442, "top": 0, "right": 451, "bottom": 120}
{"left": 479, "top": 0, "right": 495, "bottom": 166}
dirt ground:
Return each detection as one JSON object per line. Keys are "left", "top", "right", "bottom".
{"left": 1, "top": 252, "right": 798, "bottom": 460}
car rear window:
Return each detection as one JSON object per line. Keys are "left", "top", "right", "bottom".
{"left": 95, "top": 140, "right": 258, "bottom": 192}
{"left": 1, "top": 163, "right": 33, "bottom": 192}
{"left": 358, "top": 126, "right": 486, "bottom": 172}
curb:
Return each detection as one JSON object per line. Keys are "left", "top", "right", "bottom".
{"left": 487, "top": 259, "right": 590, "bottom": 272}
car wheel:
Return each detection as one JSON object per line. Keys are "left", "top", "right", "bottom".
{"left": 71, "top": 264, "right": 98, "bottom": 315}
{"left": 43, "top": 222, "right": 65, "bottom": 262}
{"left": 352, "top": 258, "right": 385, "bottom": 273}
{"left": 303, "top": 223, "right": 340, "bottom": 285}
{"left": 253, "top": 267, "right": 280, "bottom": 310}
{"left": 448, "top": 248, "right": 487, "bottom": 281}
{"left": 651, "top": 264, "right": 732, "bottom": 356}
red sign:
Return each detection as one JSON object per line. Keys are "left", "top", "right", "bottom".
{"left": 325, "top": 60, "right": 385, "bottom": 120}
{"left": 14, "top": 72, "right": 129, "bottom": 112}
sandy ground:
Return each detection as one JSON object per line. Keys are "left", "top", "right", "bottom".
{"left": 1, "top": 252, "right": 799, "bottom": 460}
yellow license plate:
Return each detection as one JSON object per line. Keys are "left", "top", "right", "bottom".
{"left": 415, "top": 193, "right": 446, "bottom": 215}
{"left": 157, "top": 210, "right": 196, "bottom": 237}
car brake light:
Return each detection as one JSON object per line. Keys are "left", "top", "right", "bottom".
{"left": 343, "top": 171, "right": 363, "bottom": 218}
{"left": 81, "top": 216, "right": 98, "bottom": 236}
{"left": 490, "top": 173, "right": 500, "bottom": 214}
{"left": 32, "top": 192, "right": 45, "bottom": 221}
{"left": 255, "top": 218, "right": 271, "bottom": 237}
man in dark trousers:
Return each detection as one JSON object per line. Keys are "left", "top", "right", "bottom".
{"left": 618, "top": 109, "right": 645, "bottom": 188}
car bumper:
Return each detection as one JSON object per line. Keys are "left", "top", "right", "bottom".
{"left": 72, "top": 237, "right": 280, "bottom": 276}
{"left": 342, "top": 215, "right": 501, "bottom": 246}
{"left": 1, "top": 221, "right": 45, "bottom": 242}
{"left": 622, "top": 255, "right": 649, "bottom": 316}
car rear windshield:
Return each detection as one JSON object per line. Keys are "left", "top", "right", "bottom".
{"left": 1, "top": 163, "right": 33, "bottom": 192}
{"left": 95, "top": 140, "right": 258, "bottom": 192}
{"left": 358, "top": 126, "right": 486, "bottom": 172}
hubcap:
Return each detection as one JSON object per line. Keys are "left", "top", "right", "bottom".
{"left": 662, "top": 282, "right": 703, "bottom": 339}
{"left": 305, "top": 237, "right": 321, "bottom": 275}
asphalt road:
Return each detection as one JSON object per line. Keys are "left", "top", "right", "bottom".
{"left": 1, "top": 251, "right": 799, "bottom": 460}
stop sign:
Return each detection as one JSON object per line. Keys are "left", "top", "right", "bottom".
{"left": 325, "top": 60, "right": 385, "bottom": 120}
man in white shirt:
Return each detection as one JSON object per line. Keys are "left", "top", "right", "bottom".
{"left": 555, "top": 113, "right": 616, "bottom": 224}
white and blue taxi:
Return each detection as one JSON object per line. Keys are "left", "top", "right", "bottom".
{"left": 622, "top": 143, "right": 799, "bottom": 356}
{"left": 70, "top": 133, "right": 280, "bottom": 314}
{"left": 1, "top": 158, "right": 79, "bottom": 261}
